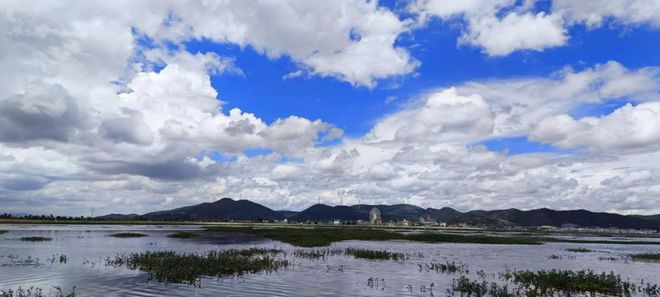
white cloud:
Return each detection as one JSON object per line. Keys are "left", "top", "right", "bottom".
{"left": 531, "top": 102, "right": 660, "bottom": 152}
{"left": 459, "top": 12, "right": 566, "bottom": 56}
{"left": 366, "top": 88, "right": 493, "bottom": 144}
{"left": 409, "top": 0, "right": 567, "bottom": 56}
{"left": 458, "top": 61, "right": 660, "bottom": 137}
{"left": 553, "top": 0, "right": 660, "bottom": 28}
{"left": 409, "top": 0, "right": 660, "bottom": 56}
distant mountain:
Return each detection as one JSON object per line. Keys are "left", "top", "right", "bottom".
{"left": 142, "top": 198, "right": 283, "bottom": 221}
{"left": 96, "top": 213, "right": 142, "bottom": 221}
{"left": 292, "top": 204, "right": 363, "bottom": 221}
{"left": 101, "top": 198, "right": 660, "bottom": 230}
{"left": 469, "top": 208, "right": 660, "bottom": 230}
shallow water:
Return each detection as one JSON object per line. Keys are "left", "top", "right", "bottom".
{"left": 1, "top": 225, "right": 659, "bottom": 296}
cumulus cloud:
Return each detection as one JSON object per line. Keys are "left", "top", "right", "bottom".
{"left": 366, "top": 88, "right": 493, "bottom": 144}
{"left": 553, "top": 0, "right": 660, "bottom": 28}
{"left": 459, "top": 12, "right": 566, "bottom": 56}
{"left": 409, "top": 0, "right": 567, "bottom": 56}
{"left": 531, "top": 102, "right": 660, "bottom": 152}
{"left": 458, "top": 61, "right": 660, "bottom": 137}
{"left": 409, "top": 0, "right": 660, "bottom": 56}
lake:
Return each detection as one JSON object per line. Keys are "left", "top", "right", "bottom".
{"left": 1, "top": 224, "right": 659, "bottom": 296}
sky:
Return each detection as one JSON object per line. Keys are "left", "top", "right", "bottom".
{"left": 2, "top": 0, "right": 660, "bottom": 216}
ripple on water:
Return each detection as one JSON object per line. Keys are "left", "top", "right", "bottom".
{"left": 1, "top": 226, "right": 660, "bottom": 296}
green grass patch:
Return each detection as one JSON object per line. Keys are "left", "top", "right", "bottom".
{"left": 19, "top": 236, "right": 52, "bottom": 242}
{"left": 503, "top": 269, "right": 655, "bottom": 296}
{"left": 419, "top": 261, "right": 468, "bottom": 274}
{"left": 293, "top": 248, "right": 343, "bottom": 260}
{"left": 109, "top": 232, "right": 148, "bottom": 238}
{"left": 167, "top": 231, "right": 200, "bottom": 239}
{"left": 344, "top": 248, "right": 407, "bottom": 261}
{"left": 1, "top": 286, "right": 76, "bottom": 297}
{"left": 566, "top": 247, "right": 592, "bottom": 253}
{"left": 106, "top": 248, "right": 288, "bottom": 284}
{"left": 630, "top": 253, "right": 660, "bottom": 261}
{"left": 205, "top": 226, "right": 541, "bottom": 247}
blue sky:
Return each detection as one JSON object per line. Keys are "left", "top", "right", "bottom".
{"left": 187, "top": 16, "right": 660, "bottom": 143}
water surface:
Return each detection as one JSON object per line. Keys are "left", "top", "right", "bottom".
{"left": 1, "top": 225, "right": 658, "bottom": 296}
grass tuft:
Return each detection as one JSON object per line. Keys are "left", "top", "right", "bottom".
{"left": 167, "top": 232, "right": 200, "bottom": 239}
{"left": 344, "top": 248, "right": 407, "bottom": 261}
{"left": 19, "top": 236, "right": 52, "bottom": 242}
{"left": 109, "top": 232, "right": 148, "bottom": 238}
{"left": 106, "top": 248, "right": 288, "bottom": 285}
{"left": 630, "top": 253, "right": 660, "bottom": 261}
{"left": 566, "top": 247, "right": 593, "bottom": 253}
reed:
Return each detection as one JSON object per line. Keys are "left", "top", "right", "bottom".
{"left": 108, "top": 232, "right": 148, "bottom": 238}
{"left": 630, "top": 253, "right": 660, "bottom": 261}
{"left": 449, "top": 276, "right": 513, "bottom": 297}
{"left": 419, "top": 261, "right": 468, "bottom": 274}
{"left": 344, "top": 248, "right": 407, "bottom": 261}
{"left": 106, "top": 248, "right": 289, "bottom": 284}
{"left": 293, "top": 248, "right": 343, "bottom": 260}
{"left": 502, "top": 269, "right": 637, "bottom": 296}
{"left": 0, "top": 286, "right": 75, "bottom": 297}
{"left": 167, "top": 232, "right": 200, "bottom": 239}
{"left": 565, "top": 247, "right": 592, "bottom": 253}
{"left": 19, "top": 236, "right": 52, "bottom": 242}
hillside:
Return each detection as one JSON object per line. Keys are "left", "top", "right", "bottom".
{"left": 104, "top": 198, "right": 660, "bottom": 230}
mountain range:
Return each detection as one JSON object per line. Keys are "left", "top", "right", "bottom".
{"left": 97, "top": 198, "right": 660, "bottom": 230}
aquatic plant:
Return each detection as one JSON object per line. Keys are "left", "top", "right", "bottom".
{"left": 46, "top": 254, "right": 68, "bottom": 264}
{"left": 344, "top": 248, "right": 407, "bottom": 261}
{"left": 565, "top": 247, "right": 592, "bottom": 253}
{"left": 0, "top": 230, "right": 7, "bottom": 235}
{"left": 106, "top": 248, "right": 289, "bottom": 285}
{"left": 502, "top": 269, "right": 637, "bottom": 296}
{"left": 293, "top": 248, "right": 343, "bottom": 260}
{"left": 0, "top": 286, "right": 75, "bottom": 297}
{"left": 205, "top": 226, "right": 541, "bottom": 247}
{"left": 108, "top": 232, "right": 148, "bottom": 238}
{"left": 448, "top": 276, "right": 514, "bottom": 297}
{"left": 19, "top": 236, "right": 52, "bottom": 242}
{"left": 167, "top": 232, "right": 200, "bottom": 239}
{"left": 419, "top": 261, "right": 468, "bottom": 274}
{"left": 630, "top": 253, "right": 660, "bottom": 261}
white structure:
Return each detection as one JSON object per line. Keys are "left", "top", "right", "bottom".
{"left": 369, "top": 207, "right": 382, "bottom": 225}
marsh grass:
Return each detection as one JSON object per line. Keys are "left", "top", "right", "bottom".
{"left": 449, "top": 276, "right": 512, "bottom": 297}
{"left": 293, "top": 248, "right": 343, "bottom": 260}
{"left": 106, "top": 248, "right": 289, "bottom": 285}
{"left": 19, "top": 236, "right": 52, "bottom": 242}
{"left": 205, "top": 226, "right": 540, "bottom": 247}
{"left": 0, "top": 230, "right": 7, "bottom": 235}
{"left": 108, "top": 232, "right": 148, "bottom": 238}
{"left": 419, "top": 261, "right": 468, "bottom": 274}
{"left": 448, "top": 270, "right": 660, "bottom": 296}
{"left": 167, "top": 232, "right": 200, "bottom": 239}
{"left": 344, "top": 248, "right": 407, "bottom": 261}
{"left": 502, "top": 269, "right": 648, "bottom": 296}
{"left": 630, "top": 253, "right": 660, "bottom": 261}
{"left": 0, "top": 286, "right": 75, "bottom": 297}
{"left": 565, "top": 247, "right": 592, "bottom": 253}
{"left": 46, "top": 254, "right": 68, "bottom": 264}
